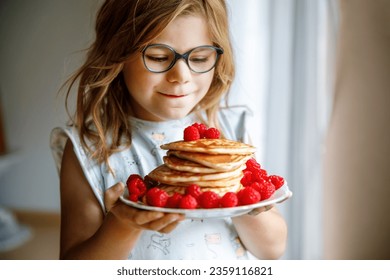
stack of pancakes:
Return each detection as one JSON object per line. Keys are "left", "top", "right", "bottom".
{"left": 146, "top": 138, "right": 256, "bottom": 196}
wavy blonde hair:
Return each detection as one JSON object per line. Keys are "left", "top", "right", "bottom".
{"left": 64, "top": 0, "right": 235, "bottom": 165}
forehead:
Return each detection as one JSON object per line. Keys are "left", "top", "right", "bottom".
{"left": 151, "top": 15, "right": 212, "bottom": 52}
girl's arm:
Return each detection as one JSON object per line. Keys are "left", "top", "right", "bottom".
{"left": 59, "top": 140, "right": 184, "bottom": 259}
{"left": 232, "top": 207, "right": 288, "bottom": 259}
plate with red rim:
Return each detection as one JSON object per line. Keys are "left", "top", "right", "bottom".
{"left": 119, "top": 183, "right": 292, "bottom": 219}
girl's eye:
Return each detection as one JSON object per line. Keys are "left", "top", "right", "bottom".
{"left": 145, "top": 55, "right": 169, "bottom": 63}
{"left": 190, "top": 56, "right": 209, "bottom": 64}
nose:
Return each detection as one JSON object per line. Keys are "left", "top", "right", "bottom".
{"left": 166, "top": 59, "right": 192, "bottom": 84}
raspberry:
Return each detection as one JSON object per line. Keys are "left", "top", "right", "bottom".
{"left": 203, "top": 127, "right": 220, "bottom": 139}
{"left": 185, "top": 184, "right": 202, "bottom": 199}
{"left": 247, "top": 181, "right": 262, "bottom": 193}
{"left": 245, "top": 158, "right": 261, "bottom": 172}
{"left": 240, "top": 170, "right": 253, "bottom": 186}
{"left": 126, "top": 174, "right": 147, "bottom": 197}
{"left": 166, "top": 192, "right": 183, "bottom": 208}
{"left": 258, "top": 180, "right": 276, "bottom": 200}
{"left": 220, "top": 192, "right": 238, "bottom": 208}
{"left": 268, "top": 175, "right": 285, "bottom": 190}
{"left": 179, "top": 194, "right": 198, "bottom": 209}
{"left": 192, "top": 123, "right": 208, "bottom": 138}
{"left": 198, "top": 191, "right": 220, "bottom": 209}
{"left": 183, "top": 125, "right": 201, "bottom": 141}
{"left": 128, "top": 193, "right": 139, "bottom": 202}
{"left": 145, "top": 187, "right": 169, "bottom": 207}
{"left": 237, "top": 187, "right": 261, "bottom": 205}
{"left": 251, "top": 168, "right": 268, "bottom": 181}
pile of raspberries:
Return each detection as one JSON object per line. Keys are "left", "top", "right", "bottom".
{"left": 126, "top": 158, "right": 284, "bottom": 210}
{"left": 183, "top": 122, "right": 220, "bottom": 141}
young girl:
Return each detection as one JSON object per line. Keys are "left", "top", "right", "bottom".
{"left": 51, "top": 0, "right": 288, "bottom": 260}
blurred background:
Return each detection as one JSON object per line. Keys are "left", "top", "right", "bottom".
{"left": 0, "top": 0, "right": 389, "bottom": 260}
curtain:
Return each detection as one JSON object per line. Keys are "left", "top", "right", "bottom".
{"left": 227, "top": 0, "right": 339, "bottom": 259}
{"left": 227, "top": 0, "right": 270, "bottom": 162}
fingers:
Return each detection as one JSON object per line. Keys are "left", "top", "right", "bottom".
{"left": 131, "top": 210, "right": 165, "bottom": 225}
{"left": 140, "top": 213, "right": 185, "bottom": 233}
{"left": 248, "top": 204, "right": 274, "bottom": 216}
{"left": 114, "top": 204, "right": 185, "bottom": 233}
{"left": 104, "top": 183, "right": 185, "bottom": 234}
{"left": 158, "top": 220, "right": 182, "bottom": 234}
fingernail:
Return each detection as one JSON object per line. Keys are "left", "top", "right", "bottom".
{"left": 169, "top": 215, "right": 183, "bottom": 223}
{"left": 248, "top": 209, "right": 261, "bottom": 216}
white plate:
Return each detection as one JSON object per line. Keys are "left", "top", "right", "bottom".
{"left": 120, "top": 184, "right": 292, "bottom": 220}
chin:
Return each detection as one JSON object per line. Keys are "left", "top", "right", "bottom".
{"left": 161, "top": 109, "right": 192, "bottom": 121}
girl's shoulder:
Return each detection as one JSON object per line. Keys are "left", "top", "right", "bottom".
{"left": 50, "top": 126, "right": 77, "bottom": 174}
{"left": 218, "top": 105, "right": 253, "bottom": 142}
{"left": 50, "top": 126, "right": 106, "bottom": 210}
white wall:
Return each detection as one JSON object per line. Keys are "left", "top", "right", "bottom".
{"left": 0, "top": 0, "right": 101, "bottom": 211}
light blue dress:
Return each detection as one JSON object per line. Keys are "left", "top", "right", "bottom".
{"left": 50, "top": 106, "right": 254, "bottom": 259}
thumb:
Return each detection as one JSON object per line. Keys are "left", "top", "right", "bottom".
{"left": 104, "top": 182, "right": 125, "bottom": 213}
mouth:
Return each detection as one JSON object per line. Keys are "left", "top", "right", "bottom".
{"left": 159, "top": 92, "right": 188, "bottom": 98}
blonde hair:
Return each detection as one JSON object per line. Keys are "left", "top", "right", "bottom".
{"left": 64, "top": 0, "right": 235, "bottom": 165}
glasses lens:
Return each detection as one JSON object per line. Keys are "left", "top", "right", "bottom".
{"left": 188, "top": 47, "right": 218, "bottom": 73}
{"left": 143, "top": 45, "right": 175, "bottom": 72}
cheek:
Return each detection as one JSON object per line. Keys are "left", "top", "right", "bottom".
{"left": 123, "top": 61, "right": 154, "bottom": 94}
{"left": 199, "top": 71, "right": 215, "bottom": 93}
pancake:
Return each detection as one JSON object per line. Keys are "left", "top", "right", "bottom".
{"left": 160, "top": 138, "right": 256, "bottom": 155}
{"left": 158, "top": 184, "right": 243, "bottom": 196}
{"left": 167, "top": 150, "right": 252, "bottom": 171}
{"left": 163, "top": 155, "right": 219, "bottom": 173}
{"left": 147, "top": 164, "right": 245, "bottom": 185}
{"left": 172, "top": 174, "right": 243, "bottom": 188}
{"left": 144, "top": 134, "right": 258, "bottom": 207}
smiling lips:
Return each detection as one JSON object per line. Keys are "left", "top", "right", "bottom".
{"left": 159, "top": 92, "right": 188, "bottom": 98}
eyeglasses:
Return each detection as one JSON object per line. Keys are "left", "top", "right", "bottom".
{"left": 141, "top": 44, "right": 223, "bottom": 74}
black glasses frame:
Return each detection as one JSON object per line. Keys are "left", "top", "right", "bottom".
{"left": 141, "top": 44, "right": 224, "bottom": 74}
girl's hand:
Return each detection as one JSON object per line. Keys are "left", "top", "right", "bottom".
{"left": 104, "top": 182, "right": 185, "bottom": 234}
{"left": 247, "top": 205, "right": 274, "bottom": 216}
